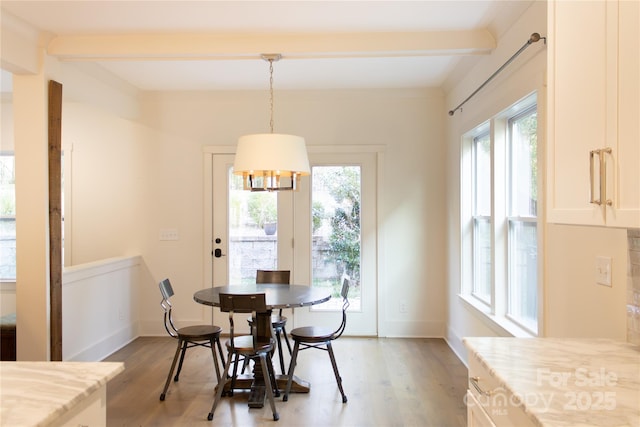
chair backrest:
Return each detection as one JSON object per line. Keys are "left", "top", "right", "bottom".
{"left": 256, "top": 270, "right": 289, "bottom": 316}
{"left": 158, "top": 278, "right": 178, "bottom": 338}
{"left": 219, "top": 293, "right": 268, "bottom": 350}
{"left": 256, "top": 270, "right": 290, "bottom": 284}
{"left": 333, "top": 277, "right": 351, "bottom": 340}
{"left": 219, "top": 293, "right": 267, "bottom": 314}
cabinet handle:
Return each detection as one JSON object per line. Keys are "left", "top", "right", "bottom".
{"left": 470, "top": 376, "right": 493, "bottom": 396}
{"left": 590, "top": 149, "right": 601, "bottom": 205}
{"left": 600, "top": 147, "right": 612, "bottom": 206}
{"left": 590, "top": 148, "right": 613, "bottom": 206}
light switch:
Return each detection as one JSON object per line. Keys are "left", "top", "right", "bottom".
{"left": 159, "top": 228, "right": 179, "bottom": 241}
{"left": 595, "top": 256, "right": 612, "bottom": 287}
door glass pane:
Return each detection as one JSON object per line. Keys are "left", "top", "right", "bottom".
{"left": 227, "top": 167, "right": 278, "bottom": 285}
{"left": 311, "top": 166, "right": 361, "bottom": 311}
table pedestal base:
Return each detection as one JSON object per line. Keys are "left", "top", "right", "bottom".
{"left": 220, "top": 374, "right": 310, "bottom": 408}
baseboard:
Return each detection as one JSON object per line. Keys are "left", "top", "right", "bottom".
{"left": 67, "top": 323, "right": 139, "bottom": 362}
{"left": 378, "top": 319, "right": 445, "bottom": 338}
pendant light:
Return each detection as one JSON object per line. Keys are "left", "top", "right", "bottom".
{"left": 233, "top": 54, "right": 310, "bottom": 191}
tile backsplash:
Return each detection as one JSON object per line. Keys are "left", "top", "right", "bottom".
{"left": 628, "top": 229, "right": 640, "bottom": 345}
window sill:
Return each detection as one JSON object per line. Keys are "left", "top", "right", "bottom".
{"left": 0, "top": 281, "right": 16, "bottom": 292}
{"left": 458, "top": 293, "right": 536, "bottom": 338}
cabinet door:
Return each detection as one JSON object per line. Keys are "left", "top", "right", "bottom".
{"left": 607, "top": 0, "right": 640, "bottom": 228}
{"left": 547, "top": 0, "right": 611, "bottom": 226}
{"left": 467, "top": 391, "right": 496, "bottom": 427}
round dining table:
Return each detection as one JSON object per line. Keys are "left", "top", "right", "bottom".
{"left": 193, "top": 283, "right": 331, "bottom": 408}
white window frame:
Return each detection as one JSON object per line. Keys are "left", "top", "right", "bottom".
{"left": 460, "top": 93, "right": 541, "bottom": 337}
{"left": 0, "top": 152, "right": 16, "bottom": 282}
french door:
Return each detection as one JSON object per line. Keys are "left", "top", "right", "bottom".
{"left": 206, "top": 148, "right": 379, "bottom": 336}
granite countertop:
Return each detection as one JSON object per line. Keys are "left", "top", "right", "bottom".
{"left": 0, "top": 361, "right": 124, "bottom": 426}
{"left": 463, "top": 338, "right": 640, "bottom": 427}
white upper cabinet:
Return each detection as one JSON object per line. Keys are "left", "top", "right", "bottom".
{"left": 547, "top": 0, "right": 640, "bottom": 228}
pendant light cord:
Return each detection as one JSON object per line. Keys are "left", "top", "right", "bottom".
{"left": 269, "top": 58, "right": 275, "bottom": 134}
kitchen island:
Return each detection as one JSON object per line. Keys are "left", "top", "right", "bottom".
{"left": 0, "top": 361, "right": 124, "bottom": 426}
{"left": 463, "top": 338, "right": 640, "bottom": 427}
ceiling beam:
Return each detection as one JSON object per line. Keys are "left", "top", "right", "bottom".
{"left": 48, "top": 30, "right": 495, "bottom": 61}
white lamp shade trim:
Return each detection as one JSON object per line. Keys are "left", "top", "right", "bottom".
{"left": 233, "top": 133, "right": 311, "bottom": 177}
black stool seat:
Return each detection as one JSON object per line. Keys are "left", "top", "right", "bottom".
{"left": 290, "top": 326, "right": 334, "bottom": 342}
{"left": 226, "top": 335, "right": 273, "bottom": 354}
{"left": 179, "top": 324, "right": 222, "bottom": 339}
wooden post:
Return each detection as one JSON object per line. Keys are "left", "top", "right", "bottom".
{"left": 48, "top": 80, "right": 63, "bottom": 361}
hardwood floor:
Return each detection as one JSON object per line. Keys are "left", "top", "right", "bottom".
{"left": 104, "top": 336, "right": 468, "bottom": 426}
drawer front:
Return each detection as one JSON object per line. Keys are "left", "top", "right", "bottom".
{"left": 468, "top": 354, "right": 502, "bottom": 414}
{"left": 467, "top": 391, "right": 497, "bottom": 427}
{"left": 467, "top": 355, "right": 534, "bottom": 427}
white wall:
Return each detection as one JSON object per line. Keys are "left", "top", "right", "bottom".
{"left": 445, "top": 0, "right": 547, "bottom": 359}
{"left": 544, "top": 224, "right": 627, "bottom": 340}
{"left": 62, "top": 101, "right": 151, "bottom": 265}
{"left": 1, "top": 50, "right": 159, "bottom": 358}
{"left": 62, "top": 256, "right": 141, "bottom": 361}
{"left": 135, "top": 88, "right": 449, "bottom": 338}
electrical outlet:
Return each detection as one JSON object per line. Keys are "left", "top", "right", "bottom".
{"left": 159, "top": 228, "right": 179, "bottom": 241}
{"left": 595, "top": 256, "right": 612, "bottom": 287}
{"left": 118, "top": 308, "right": 124, "bottom": 320}
{"left": 399, "top": 300, "right": 408, "bottom": 313}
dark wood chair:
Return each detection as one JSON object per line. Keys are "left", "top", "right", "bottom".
{"left": 248, "top": 269, "right": 292, "bottom": 375}
{"left": 283, "top": 277, "right": 350, "bottom": 403}
{"left": 208, "top": 293, "right": 280, "bottom": 421}
{"left": 158, "top": 278, "right": 225, "bottom": 401}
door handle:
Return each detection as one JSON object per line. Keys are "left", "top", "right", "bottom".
{"left": 213, "top": 237, "right": 226, "bottom": 257}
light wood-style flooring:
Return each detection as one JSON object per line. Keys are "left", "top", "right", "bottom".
{"left": 104, "top": 336, "right": 468, "bottom": 426}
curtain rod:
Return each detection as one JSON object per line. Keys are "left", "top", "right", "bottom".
{"left": 448, "top": 32, "right": 546, "bottom": 117}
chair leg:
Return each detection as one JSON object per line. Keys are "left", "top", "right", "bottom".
{"left": 160, "top": 338, "right": 184, "bottom": 401}
{"left": 275, "top": 328, "right": 286, "bottom": 375}
{"left": 259, "top": 354, "right": 279, "bottom": 421}
{"left": 281, "top": 326, "right": 292, "bottom": 355}
{"left": 216, "top": 337, "right": 226, "bottom": 368}
{"left": 326, "top": 341, "right": 347, "bottom": 403}
{"left": 283, "top": 341, "right": 300, "bottom": 402}
{"left": 174, "top": 340, "right": 189, "bottom": 381}
{"left": 209, "top": 338, "right": 221, "bottom": 382}
{"left": 240, "top": 354, "right": 250, "bottom": 374}
{"left": 229, "top": 352, "right": 242, "bottom": 396}
{"left": 266, "top": 353, "right": 280, "bottom": 398}
{"left": 208, "top": 351, "right": 234, "bottom": 421}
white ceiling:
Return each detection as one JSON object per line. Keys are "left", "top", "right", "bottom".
{"left": 1, "top": 1, "right": 534, "bottom": 91}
